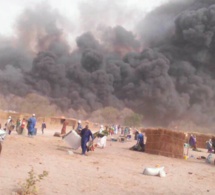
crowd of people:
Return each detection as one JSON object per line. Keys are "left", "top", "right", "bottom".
{"left": 59, "top": 119, "right": 144, "bottom": 155}
{"left": 3, "top": 114, "right": 215, "bottom": 158}
{"left": 1, "top": 114, "right": 47, "bottom": 137}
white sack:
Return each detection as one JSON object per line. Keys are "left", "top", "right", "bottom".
{"left": 143, "top": 167, "right": 165, "bottom": 177}
{"left": 63, "top": 130, "right": 81, "bottom": 150}
{"left": 159, "top": 169, "right": 166, "bottom": 177}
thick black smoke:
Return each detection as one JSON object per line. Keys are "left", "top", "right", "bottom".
{"left": 2, "top": 0, "right": 215, "bottom": 129}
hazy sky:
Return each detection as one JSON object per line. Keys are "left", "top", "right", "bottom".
{"left": 0, "top": 0, "right": 168, "bottom": 37}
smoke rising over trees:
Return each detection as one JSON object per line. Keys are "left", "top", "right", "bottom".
{"left": 1, "top": 0, "right": 215, "bottom": 129}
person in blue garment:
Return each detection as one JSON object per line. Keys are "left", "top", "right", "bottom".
{"left": 27, "top": 114, "right": 36, "bottom": 137}
{"left": 137, "top": 131, "right": 145, "bottom": 151}
{"left": 130, "top": 130, "right": 145, "bottom": 152}
{"left": 80, "top": 125, "right": 94, "bottom": 156}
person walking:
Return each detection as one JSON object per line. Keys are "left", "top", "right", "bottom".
{"left": 20, "top": 118, "right": 26, "bottom": 135}
{"left": 16, "top": 118, "right": 21, "bottom": 134}
{"left": 27, "top": 114, "right": 37, "bottom": 137}
{"left": 41, "top": 121, "right": 46, "bottom": 134}
{"left": 80, "top": 125, "right": 94, "bottom": 156}
{"left": 60, "top": 116, "right": 68, "bottom": 135}
{"left": 8, "top": 119, "right": 15, "bottom": 135}
{"left": 5, "top": 116, "right": 12, "bottom": 133}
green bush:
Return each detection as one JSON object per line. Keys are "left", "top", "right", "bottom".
{"left": 17, "top": 167, "right": 48, "bottom": 195}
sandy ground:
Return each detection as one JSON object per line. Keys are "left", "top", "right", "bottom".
{"left": 0, "top": 129, "right": 215, "bottom": 195}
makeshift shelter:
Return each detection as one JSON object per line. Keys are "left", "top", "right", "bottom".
{"left": 144, "top": 128, "right": 186, "bottom": 158}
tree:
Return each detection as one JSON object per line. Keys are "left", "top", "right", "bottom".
{"left": 100, "top": 107, "right": 119, "bottom": 124}
{"left": 124, "top": 113, "right": 143, "bottom": 127}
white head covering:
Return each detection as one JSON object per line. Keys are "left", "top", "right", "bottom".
{"left": 78, "top": 120, "right": 81, "bottom": 124}
{"left": 32, "top": 114, "right": 35, "bottom": 117}
{"left": 8, "top": 116, "right": 11, "bottom": 119}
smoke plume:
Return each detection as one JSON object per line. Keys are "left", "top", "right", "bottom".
{"left": 1, "top": 0, "right": 215, "bottom": 129}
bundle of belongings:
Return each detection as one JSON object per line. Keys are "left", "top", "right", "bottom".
{"left": 93, "top": 129, "right": 109, "bottom": 138}
{"left": 63, "top": 130, "right": 95, "bottom": 152}
{"left": 130, "top": 142, "right": 145, "bottom": 152}
{"left": 93, "top": 130, "right": 108, "bottom": 148}
{"left": 96, "top": 136, "right": 107, "bottom": 148}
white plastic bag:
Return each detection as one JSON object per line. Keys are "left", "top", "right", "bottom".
{"left": 97, "top": 136, "right": 107, "bottom": 148}
{"left": 143, "top": 167, "right": 166, "bottom": 177}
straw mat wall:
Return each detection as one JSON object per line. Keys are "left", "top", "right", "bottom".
{"left": 144, "top": 128, "right": 186, "bottom": 159}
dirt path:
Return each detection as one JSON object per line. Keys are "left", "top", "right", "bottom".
{"left": 0, "top": 130, "right": 214, "bottom": 195}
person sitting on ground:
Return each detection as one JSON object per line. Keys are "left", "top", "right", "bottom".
{"left": 80, "top": 125, "right": 94, "bottom": 156}
{"left": 137, "top": 131, "right": 145, "bottom": 151}
{"left": 130, "top": 130, "right": 145, "bottom": 152}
